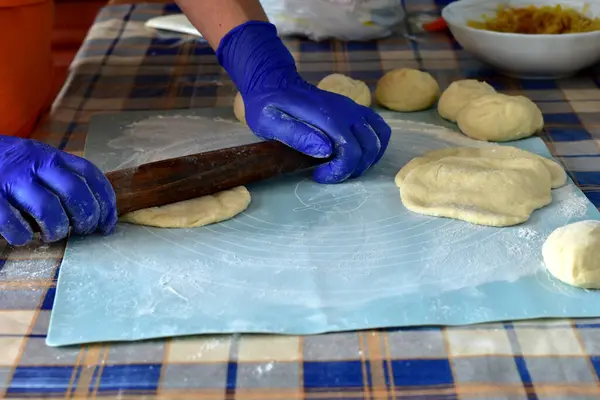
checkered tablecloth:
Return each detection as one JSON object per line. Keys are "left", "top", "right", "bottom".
{"left": 2, "top": 1, "right": 600, "bottom": 398}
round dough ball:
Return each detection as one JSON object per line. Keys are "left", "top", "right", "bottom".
{"left": 374, "top": 68, "right": 440, "bottom": 112}
{"left": 233, "top": 92, "right": 246, "bottom": 125}
{"left": 437, "top": 79, "right": 496, "bottom": 122}
{"left": 456, "top": 93, "right": 544, "bottom": 142}
{"left": 317, "top": 73, "right": 372, "bottom": 107}
{"left": 542, "top": 220, "right": 600, "bottom": 288}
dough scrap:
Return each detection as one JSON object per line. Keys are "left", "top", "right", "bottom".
{"left": 317, "top": 73, "right": 372, "bottom": 107}
{"left": 456, "top": 93, "right": 544, "bottom": 142}
{"left": 375, "top": 68, "right": 440, "bottom": 112}
{"left": 120, "top": 186, "right": 251, "bottom": 228}
{"left": 395, "top": 146, "right": 566, "bottom": 227}
{"left": 233, "top": 92, "right": 247, "bottom": 125}
{"left": 437, "top": 79, "right": 496, "bottom": 122}
{"left": 543, "top": 220, "right": 600, "bottom": 289}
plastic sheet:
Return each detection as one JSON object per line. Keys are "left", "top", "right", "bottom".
{"left": 260, "top": 0, "right": 405, "bottom": 41}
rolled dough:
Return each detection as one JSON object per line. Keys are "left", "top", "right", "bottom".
{"left": 395, "top": 146, "right": 567, "bottom": 227}
{"left": 119, "top": 186, "right": 251, "bottom": 228}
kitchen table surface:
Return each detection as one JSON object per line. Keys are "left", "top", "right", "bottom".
{"left": 2, "top": 1, "right": 600, "bottom": 398}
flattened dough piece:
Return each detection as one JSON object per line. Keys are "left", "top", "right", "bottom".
{"left": 395, "top": 146, "right": 566, "bottom": 189}
{"left": 120, "top": 186, "right": 251, "bottom": 228}
{"left": 395, "top": 146, "right": 567, "bottom": 227}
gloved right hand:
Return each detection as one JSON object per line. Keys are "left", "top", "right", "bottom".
{"left": 0, "top": 135, "right": 118, "bottom": 246}
{"left": 217, "top": 21, "right": 391, "bottom": 184}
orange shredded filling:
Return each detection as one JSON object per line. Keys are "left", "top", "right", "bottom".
{"left": 467, "top": 4, "right": 600, "bottom": 34}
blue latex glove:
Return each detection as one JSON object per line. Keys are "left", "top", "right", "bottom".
{"left": 0, "top": 136, "right": 118, "bottom": 246}
{"left": 217, "top": 21, "right": 391, "bottom": 184}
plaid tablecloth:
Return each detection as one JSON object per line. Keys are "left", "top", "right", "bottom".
{"left": 2, "top": 1, "right": 600, "bottom": 398}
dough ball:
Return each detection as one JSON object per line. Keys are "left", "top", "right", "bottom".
{"left": 543, "top": 220, "right": 600, "bottom": 288}
{"left": 374, "top": 68, "right": 440, "bottom": 112}
{"left": 120, "top": 186, "right": 251, "bottom": 228}
{"left": 395, "top": 146, "right": 566, "bottom": 226}
{"left": 456, "top": 93, "right": 544, "bottom": 142}
{"left": 233, "top": 92, "right": 246, "bottom": 125}
{"left": 317, "top": 73, "right": 372, "bottom": 107}
{"left": 437, "top": 79, "right": 496, "bottom": 122}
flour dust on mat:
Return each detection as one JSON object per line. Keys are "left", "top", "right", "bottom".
{"left": 106, "top": 114, "right": 259, "bottom": 171}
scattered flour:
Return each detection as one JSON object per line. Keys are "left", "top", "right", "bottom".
{"left": 107, "top": 114, "right": 258, "bottom": 170}
{"left": 254, "top": 362, "right": 274, "bottom": 376}
{"left": 517, "top": 228, "right": 540, "bottom": 240}
{"left": 553, "top": 184, "right": 589, "bottom": 221}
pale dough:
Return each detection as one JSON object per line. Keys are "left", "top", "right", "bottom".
{"left": 374, "top": 68, "right": 440, "bottom": 112}
{"left": 233, "top": 74, "right": 371, "bottom": 124}
{"left": 233, "top": 92, "right": 247, "bottom": 125}
{"left": 437, "top": 79, "right": 496, "bottom": 122}
{"left": 316, "top": 73, "right": 372, "bottom": 107}
{"left": 120, "top": 186, "right": 251, "bottom": 228}
{"left": 456, "top": 93, "right": 544, "bottom": 142}
{"left": 395, "top": 146, "right": 567, "bottom": 227}
{"left": 543, "top": 220, "right": 600, "bottom": 289}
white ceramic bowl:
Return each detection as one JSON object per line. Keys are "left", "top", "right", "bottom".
{"left": 442, "top": 0, "right": 600, "bottom": 79}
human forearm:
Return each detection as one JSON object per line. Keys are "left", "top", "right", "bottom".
{"left": 175, "top": 0, "right": 269, "bottom": 49}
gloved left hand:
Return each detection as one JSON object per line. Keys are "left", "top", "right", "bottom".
{"left": 0, "top": 135, "right": 117, "bottom": 246}
{"left": 217, "top": 21, "right": 391, "bottom": 184}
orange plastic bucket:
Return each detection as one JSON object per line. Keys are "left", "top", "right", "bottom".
{"left": 0, "top": 0, "right": 54, "bottom": 137}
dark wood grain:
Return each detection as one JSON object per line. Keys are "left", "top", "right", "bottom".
{"left": 106, "top": 140, "right": 330, "bottom": 215}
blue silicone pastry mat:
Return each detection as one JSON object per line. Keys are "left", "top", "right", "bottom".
{"left": 46, "top": 108, "right": 600, "bottom": 346}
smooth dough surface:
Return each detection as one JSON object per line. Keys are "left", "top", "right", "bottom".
{"left": 234, "top": 74, "right": 371, "bottom": 123}
{"left": 395, "top": 146, "right": 566, "bottom": 226}
{"left": 456, "top": 93, "right": 544, "bottom": 142}
{"left": 120, "top": 186, "right": 251, "bottom": 228}
{"left": 233, "top": 92, "right": 247, "bottom": 125}
{"left": 395, "top": 146, "right": 566, "bottom": 188}
{"left": 374, "top": 68, "right": 440, "bottom": 112}
{"left": 437, "top": 79, "right": 496, "bottom": 122}
{"left": 543, "top": 220, "right": 600, "bottom": 289}
{"left": 316, "top": 73, "right": 372, "bottom": 107}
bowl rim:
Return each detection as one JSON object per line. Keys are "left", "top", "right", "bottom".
{"left": 441, "top": 0, "right": 600, "bottom": 39}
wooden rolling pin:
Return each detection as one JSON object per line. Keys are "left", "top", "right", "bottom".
{"left": 107, "top": 140, "right": 330, "bottom": 215}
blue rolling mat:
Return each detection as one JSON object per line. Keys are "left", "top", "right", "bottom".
{"left": 47, "top": 108, "right": 600, "bottom": 346}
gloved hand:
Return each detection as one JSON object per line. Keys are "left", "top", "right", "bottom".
{"left": 0, "top": 135, "right": 118, "bottom": 246}
{"left": 217, "top": 21, "right": 391, "bottom": 184}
